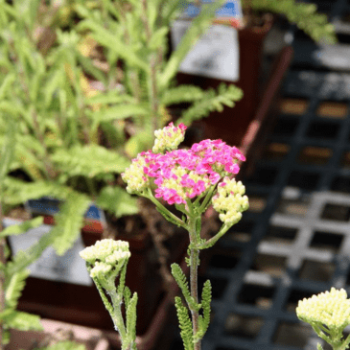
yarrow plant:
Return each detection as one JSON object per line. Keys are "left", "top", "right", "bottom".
{"left": 296, "top": 288, "right": 350, "bottom": 350}
{"left": 81, "top": 122, "right": 249, "bottom": 350}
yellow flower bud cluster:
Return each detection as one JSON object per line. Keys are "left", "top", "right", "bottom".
{"left": 152, "top": 122, "right": 186, "bottom": 153}
{"left": 80, "top": 239, "right": 131, "bottom": 280}
{"left": 296, "top": 288, "right": 350, "bottom": 330}
{"left": 212, "top": 178, "right": 249, "bottom": 226}
{"left": 121, "top": 154, "right": 150, "bottom": 194}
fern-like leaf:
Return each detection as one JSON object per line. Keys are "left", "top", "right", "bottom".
{"left": 171, "top": 263, "right": 200, "bottom": 312}
{"left": 175, "top": 296, "right": 194, "bottom": 350}
{"left": 93, "top": 276, "right": 114, "bottom": 318}
{"left": 178, "top": 84, "right": 243, "bottom": 126}
{"left": 3, "top": 178, "right": 71, "bottom": 205}
{"left": 123, "top": 286, "right": 132, "bottom": 308}
{"left": 5, "top": 227, "right": 59, "bottom": 279}
{"left": 5, "top": 269, "right": 30, "bottom": 309}
{"left": 0, "top": 216, "right": 43, "bottom": 238}
{"left": 91, "top": 103, "right": 150, "bottom": 123}
{"left": 51, "top": 191, "right": 91, "bottom": 255}
{"left": 251, "top": 0, "right": 336, "bottom": 44}
{"left": 50, "top": 145, "right": 130, "bottom": 178}
{"left": 194, "top": 280, "right": 212, "bottom": 342}
{"left": 96, "top": 186, "right": 139, "bottom": 218}
{"left": 2, "top": 310, "right": 43, "bottom": 331}
{"left": 125, "top": 292, "right": 138, "bottom": 350}
{"left": 117, "top": 262, "right": 128, "bottom": 298}
{"left": 161, "top": 85, "right": 205, "bottom": 106}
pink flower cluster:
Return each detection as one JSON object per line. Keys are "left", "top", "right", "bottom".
{"left": 139, "top": 139, "right": 245, "bottom": 205}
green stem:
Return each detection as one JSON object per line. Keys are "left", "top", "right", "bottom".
{"left": 108, "top": 288, "right": 127, "bottom": 342}
{"left": 197, "top": 224, "right": 230, "bottom": 250}
{"left": 189, "top": 214, "right": 201, "bottom": 350}
{"left": 144, "top": 190, "right": 187, "bottom": 229}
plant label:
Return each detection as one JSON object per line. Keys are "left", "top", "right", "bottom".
{"left": 180, "top": 0, "right": 242, "bottom": 27}
{"left": 171, "top": 21, "right": 240, "bottom": 81}
{"left": 4, "top": 217, "right": 93, "bottom": 286}
{"left": 25, "top": 197, "right": 107, "bottom": 234}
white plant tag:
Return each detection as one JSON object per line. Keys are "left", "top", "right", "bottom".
{"left": 4, "top": 217, "right": 92, "bottom": 286}
{"left": 171, "top": 21, "right": 239, "bottom": 81}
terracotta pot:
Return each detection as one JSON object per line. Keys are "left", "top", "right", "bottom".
{"left": 5, "top": 318, "right": 110, "bottom": 350}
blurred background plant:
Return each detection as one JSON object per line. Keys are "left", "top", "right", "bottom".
{"left": 0, "top": 0, "right": 243, "bottom": 238}
{"left": 244, "top": 0, "right": 336, "bottom": 43}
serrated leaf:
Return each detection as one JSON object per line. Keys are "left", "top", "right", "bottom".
{"left": 171, "top": 263, "right": 200, "bottom": 312}
{"left": 85, "top": 93, "right": 135, "bottom": 106}
{"left": 3, "top": 310, "right": 43, "bottom": 331}
{"left": 125, "top": 292, "right": 138, "bottom": 348}
{"left": 3, "top": 178, "right": 71, "bottom": 205}
{"left": 51, "top": 145, "right": 130, "bottom": 178}
{"left": 161, "top": 85, "right": 205, "bottom": 106}
{"left": 92, "top": 104, "right": 150, "bottom": 123}
{"left": 5, "top": 269, "right": 30, "bottom": 309}
{"left": 0, "top": 216, "right": 43, "bottom": 238}
{"left": 178, "top": 84, "right": 243, "bottom": 125}
{"left": 96, "top": 186, "right": 139, "bottom": 218}
{"left": 51, "top": 191, "right": 91, "bottom": 255}
{"left": 174, "top": 296, "right": 194, "bottom": 350}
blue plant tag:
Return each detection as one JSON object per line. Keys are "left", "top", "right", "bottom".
{"left": 25, "top": 197, "right": 107, "bottom": 232}
{"left": 181, "top": 0, "right": 242, "bottom": 23}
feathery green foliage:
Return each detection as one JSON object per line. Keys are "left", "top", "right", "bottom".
{"left": 248, "top": 0, "right": 336, "bottom": 44}
{"left": 96, "top": 187, "right": 138, "bottom": 218}
{"left": 175, "top": 296, "right": 194, "bottom": 350}
{"left": 178, "top": 84, "right": 244, "bottom": 125}
{"left": 4, "top": 270, "right": 30, "bottom": 310}
{"left": 0, "top": 217, "right": 43, "bottom": 238}
{"left": 51, "top": 192, "right": 91, "bottom": 255}
{"left": 2, "top": 310, "right": 43, "bottom": 332}
{"left": 161, "top": 85, "right": 206, "bottom": 106}
{"left": 125, "top": 293, "right": 138, "bottom": 350}
{"left": 194, "top": 280, "right": 212, "bottom": 342}
{"left": 171, "top": 263, "right": 201, "bottom": 312}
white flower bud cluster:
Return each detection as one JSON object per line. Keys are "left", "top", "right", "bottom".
{"left": 212, "top": 178, "right": 249, "bottom": 226}
{"left": 121, "top": 154, "right": 149, "bottom": 194}
{"left": 296, "top": 288, "right": 350, "bottom": 330}
{"left": 152, "top": 123, "right": 186, "bottom": 153}
{"left": 80, "top": 239, "right": 131, "bottom": 280}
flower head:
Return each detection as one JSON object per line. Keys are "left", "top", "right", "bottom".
{"left": 122, "top": 123, "right": 246, "bottom": 206}
{"left": 80, "top": 239, "right": 131, "bottom": 280}
{"left": 296, "top": 288, "right": 350, "bottom": 330}
{"left": 212, "top": 177, "right": 249, "bottom": 225}
{"left": 152, "top": 122, "right": 187, "bottom": 153}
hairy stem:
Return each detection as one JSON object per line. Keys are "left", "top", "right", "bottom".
{"left": 189, "top": 215, "right": 201, "bottom": 350}
{"left": 108, "top": 288, "right": 127, "bottom": 342}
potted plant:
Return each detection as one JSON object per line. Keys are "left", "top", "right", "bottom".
{"left": 0, "top": 0, "right": 243, "bottom": 337}
{"left": 79, "top": 122, "right": 249, "bottom": 350}
{"left": 175, "top": 0, "right": 337, "bottom": 145}
{"left": 0, "top": 125, "right": 111, "bottom": 350}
